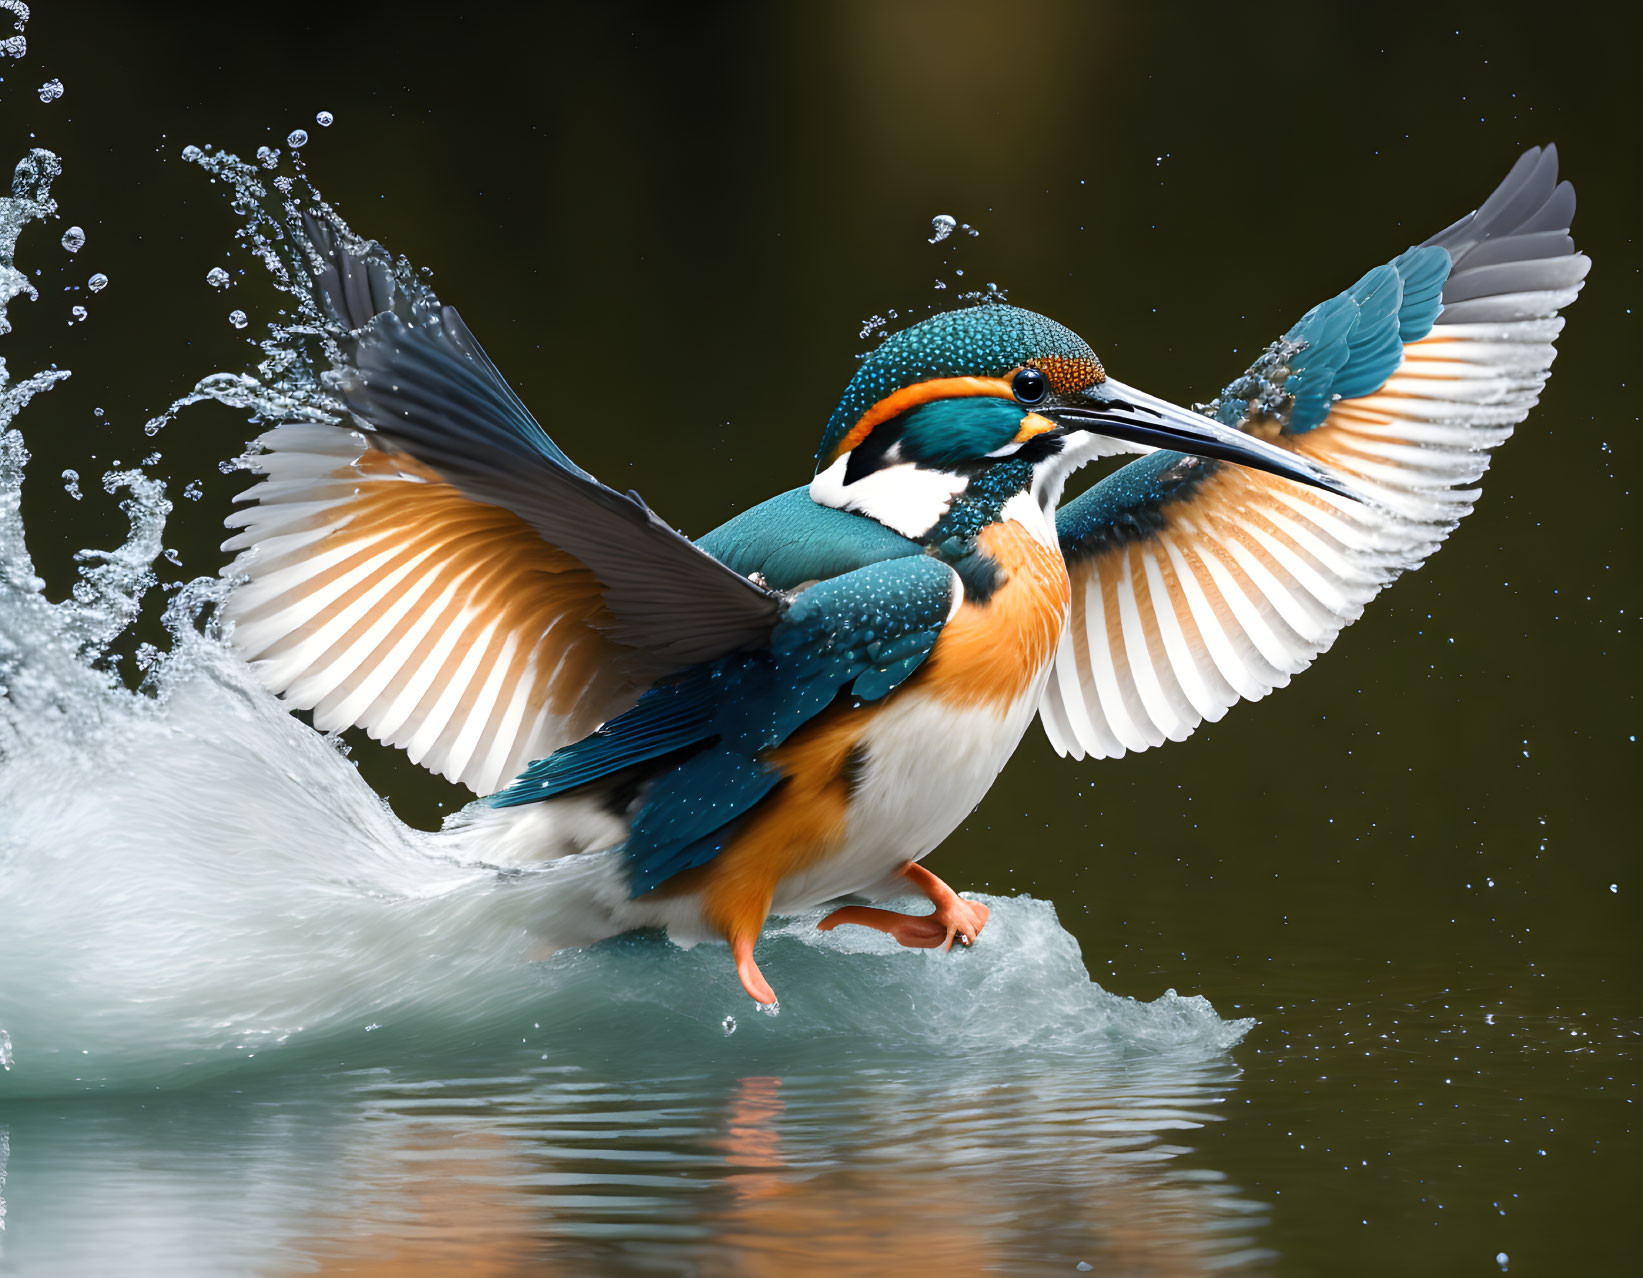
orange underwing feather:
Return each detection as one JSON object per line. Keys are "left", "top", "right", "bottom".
{"left": 222, "top": 430, "right": 660, "bottom": 795}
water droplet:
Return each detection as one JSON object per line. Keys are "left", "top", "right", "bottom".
{"left": 228, "top": 309, "right": 248, "bottom": 330}
{"left": 69, "top": 304, "right": 86, "bottom": 322}
{"left": 286, "top": 128, "right": 308, "bottom": 149}
{"left": 273, "top": 176, "right": 293, "bottom": 194}
{"left": 1496, "top": 1252, "right": 1510, "bottom": 1272}
{"left": 87, "top": 272, "right": 108, "bottom": 292}
{"left": 1, "top": 34, "right": 27, "bottom": 59}
{"left": 721, "top": 1015, "right": 737, "bottom": 1036}
{"left": 755, "top": 999, "right": 780, "bottom": 1017}
{"left": 181, "top": 144, "right": 203, "bottom": 162}
{"left": 316, "top": 110, "right": 334, "bottom": 127}
{"left": 256, "top": 145, "right": 279, "bottom": 170}
{"left": 206, "top": 266, "right": 230, "bottom": 289}
{"left": 60, "top": 225, "right": 85, "bottom": 253}
{"left": 928, "top": 214, "right": 956, "bottom": 244}
{"left": 37, "top": 78, "right": 63, "bottom": 103}
{"left": 183, "top": 480, "right": 204, "bottom": 502}
{"left": 61, "top": 468, "right": 81, "bottom": 500}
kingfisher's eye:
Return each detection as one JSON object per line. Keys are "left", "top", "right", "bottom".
{"left": 1012, "top": 368, "right": 1048, "bottom": 405}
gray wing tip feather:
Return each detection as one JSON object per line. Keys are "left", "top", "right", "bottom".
{"left": 1423, "top": 145, "right": 1579, "bottom": 256}
{"left": 1425, "top": 144, "right": 1589, "bottom": 319}
{"left": 297, "top": 209, "right": 406, "bottom": 332}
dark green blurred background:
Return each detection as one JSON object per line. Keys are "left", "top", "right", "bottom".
{"left": 3, "top": 1, "right": 1637, "bottom": 1272}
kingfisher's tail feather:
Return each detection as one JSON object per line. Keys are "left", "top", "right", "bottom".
{"left": 1042, "top": 145, "right": 1589, "bottom": 760}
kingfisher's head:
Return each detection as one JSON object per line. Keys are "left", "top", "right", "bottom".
{"left": 810, "top": 304, "right": 1343, "bottom": 544}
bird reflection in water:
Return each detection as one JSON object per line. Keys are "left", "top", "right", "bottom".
{"left": 231, "top": 1055, "right": 1268, "bottom": 1275}
{"left": 700, "top": 1066, "right": 1268, "bottom": 1275}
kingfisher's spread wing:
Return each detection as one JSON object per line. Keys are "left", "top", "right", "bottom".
{"left": 1041, "top": 146, "right": 1589, "bottom": 759}
{"left": 221, "top": 216, "right": 782, "bottom": 796}
{"left": 494, "top": 554, "right": 958, "bottom": 895}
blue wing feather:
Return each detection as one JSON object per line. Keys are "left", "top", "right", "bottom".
{"left": 696, "top": 486, "right": 923, "bottom": 591}
{"left": 1278, "top": 244, "right": 1451, "bottom": 432}
{"left": 492, "top": 555, "right": 956, "bottom": 895}
{"left": 1391, "top": 245, "right": 1448, "bottom": 341}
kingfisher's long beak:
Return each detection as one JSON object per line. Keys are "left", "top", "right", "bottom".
{"left": 1045, "top": 378, "right": 1360, "bottom": 500}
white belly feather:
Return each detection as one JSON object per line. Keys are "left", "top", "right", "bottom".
{"left": 768, "top": 680, "right": 1050, "bottom": 913}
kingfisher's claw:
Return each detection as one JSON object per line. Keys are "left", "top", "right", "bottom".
{"left": 905, "top": 861, "right": 990, "bottom": 950}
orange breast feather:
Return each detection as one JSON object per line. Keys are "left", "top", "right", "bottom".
{"left": 919, "top": 520, "right": 1071, "bottom": 711}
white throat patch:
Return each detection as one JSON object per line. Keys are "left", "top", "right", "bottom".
{"left": 1033, "top": 431, "right": 1146, "bottom": 517}
{"left": 809, "top": 454, "right": 969, "bottom": 540}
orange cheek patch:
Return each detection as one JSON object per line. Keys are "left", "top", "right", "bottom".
{"left": 1012, "top": 413, "right": 1057, "bottom": 444}
{"left": 828, "top": 375, "right": 1015, "bottom": 465}
{"left": 1029, "top": 354, "right": 1106, "bottom": 394}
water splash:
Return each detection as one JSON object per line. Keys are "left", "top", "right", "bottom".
{"left": 0, "top": 142, "right": 1252, "bottom": 1099}
{"left": 0, "top": 0, "right": 24, "bottom": 62}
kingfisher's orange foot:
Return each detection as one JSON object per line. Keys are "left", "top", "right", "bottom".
{"left": 733, "top": 934, "right": 778, "bottom": 1006}
{"left": 818, "top": 865, "right": 990, "bottom": 952}
{"left": 907, "top": 861, "right": 990, "bottom": 948}
{"left": 817, "top": 904, "right": 955, "bottom": 949}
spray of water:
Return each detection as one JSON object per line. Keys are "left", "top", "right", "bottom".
{"left": 0, "top": 141, "right": 1252, "bottom": 1099}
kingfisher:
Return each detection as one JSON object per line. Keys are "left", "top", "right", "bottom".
{"left": 222, "top": 147, "right": 1586, "bottom": 1006}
